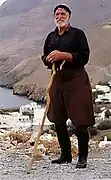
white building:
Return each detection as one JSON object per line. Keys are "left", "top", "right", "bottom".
{"left": 95, "top": 84, "right": 111, "bottom": 104}
{"left": 17, "top": 114, "right": 32, "bottom": 129}
{"left": 92, "top": 88, "right": 96, "bottom": 92}
{"left": 18, "top": 114, "right": 30, "bottom": 122}
{"left": 96, "top": 85, "right": 110, "bottom": 93}
{"left": 0, "top": 102, "right": 52, "bottom": 131}
{"left": 19, "top": 102, "right": 52, "bottom": 126}
{"left": 0, "top": 112, "right": 19, "bottom": 128}
{"left": 0, "top": 112, "right": 32, "bottom": 131}
{"left": 19, "top": 102, "right": 38, "bottom": 115}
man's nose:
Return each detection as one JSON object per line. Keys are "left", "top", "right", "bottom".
{"left": 59, "top": 13, "right": 62, "bottom": 18}
{"left": 57, "top": 13, "right": 62, "bottom": 19}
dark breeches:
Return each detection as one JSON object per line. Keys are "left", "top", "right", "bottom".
{"left": 47, "top": 68, "right": 95, "bottom": 127}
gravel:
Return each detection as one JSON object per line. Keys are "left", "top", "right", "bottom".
{"left": 0, "top": 149, "right": 111, "bottom": 180}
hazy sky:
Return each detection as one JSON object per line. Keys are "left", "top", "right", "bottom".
{"left": 0, "top": 0, "right": 7, "bottom": 6}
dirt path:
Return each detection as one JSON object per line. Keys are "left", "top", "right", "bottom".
{"left": 0, "top": 149, "right": 111, "bottom": 180}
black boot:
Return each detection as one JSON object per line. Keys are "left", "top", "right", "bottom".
{"left": 76, "top": 155, "right": 87, "bottom": 168}
{"left": 75, "top": 127, "right": 89, "bottom": 168}
{"left": 51, "top": 122, "right": 72, "bottom": 164}
{"left": 51, "top": 151, "right": 72, "bottom": 164}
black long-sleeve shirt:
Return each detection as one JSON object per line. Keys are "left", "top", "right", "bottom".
{"left": 41, "top": 25, "right": 90, "bottom": 70}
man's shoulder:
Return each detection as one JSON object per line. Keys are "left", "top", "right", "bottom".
{"left": 69, "top": 26, "right": 84, "bottom": 34}
{"left": 46, "top": 31, "right": 53, "bottom": 36}
{"left": 46, "top": 30, "right": 55, "bottom": 38}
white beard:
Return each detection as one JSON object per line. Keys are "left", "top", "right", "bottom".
{"left": 54, "top": 18, "right": 69, "bottom": 28}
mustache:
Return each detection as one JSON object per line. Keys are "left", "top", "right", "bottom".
{"left": 56, "top": 19, "right": 65, "bottom": 22}
{"left": 55, "top": 20, "right": 68, "bottom": 24}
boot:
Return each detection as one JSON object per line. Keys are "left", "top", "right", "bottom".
{"left": 51, "top": 122, "right": 72, "bottom": 164}
{"left": 51, "top": 151, "right": 72, "bottom": 164}
{"left": 75, "top": 127, "right": 89, "bottom": 168}
{"left": 76, "top": 155, "right": 87, "bottom": 168}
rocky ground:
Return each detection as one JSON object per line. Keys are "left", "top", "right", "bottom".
{"left": 0, "top": 118, "right": 111, "bottom": 180}
{"left": 0, "top": 141, "right": 111, "bottom": 180}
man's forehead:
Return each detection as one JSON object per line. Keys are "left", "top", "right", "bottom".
{"left": 55, "top": 8, "right": 67, "bottom": 13}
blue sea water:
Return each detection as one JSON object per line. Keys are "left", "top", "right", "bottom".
{"left": 0, "top": 87, "right": 33, "bottom": 108}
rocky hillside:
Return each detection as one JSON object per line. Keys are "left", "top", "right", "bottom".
{"left": 0, "top": 0, "right": 111, "bottom": 100}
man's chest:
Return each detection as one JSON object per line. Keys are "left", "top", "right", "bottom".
{"left": 49, "top": 32, "right": 78, "bottom": 52}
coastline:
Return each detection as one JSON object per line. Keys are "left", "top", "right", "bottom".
{"left": 0, "top": 107, "right": 19, "bottom": 113}
{"left": 0, "top": 84, "right": 46, "bottom": 103}
{"left": 0, "top": 86, "right": 36, "bottom": 109}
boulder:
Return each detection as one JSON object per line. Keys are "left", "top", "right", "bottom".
{"left": 96, "top": 119, "right": 111, "bottom": 130}
{"left": 88, "top": 126, "right": 99, "bottom": 137}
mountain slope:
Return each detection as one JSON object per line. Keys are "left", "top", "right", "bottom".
{"left": 0, "top": 0, "right": 111, "bottom": 100}
{"left": 0, "top": 0, "right": 41, "bottom": 17}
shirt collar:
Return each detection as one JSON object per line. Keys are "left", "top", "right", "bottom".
{"left": 54, "top": 23, "right": 71, "bottom": 35}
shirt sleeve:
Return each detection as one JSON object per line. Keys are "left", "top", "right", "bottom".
{"left": 41, "top": 33, "right": 52, "bottom": 69}
{"left": 71, "top": 29, "right": 90, "bottom": 68}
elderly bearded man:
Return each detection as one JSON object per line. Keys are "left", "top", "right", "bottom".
{"left": 41, "top": 4, "right": 95, "bottom": 168}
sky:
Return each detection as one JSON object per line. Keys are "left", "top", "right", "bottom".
{"left": 0, "top": 0, "right": 7, "bottom": 6}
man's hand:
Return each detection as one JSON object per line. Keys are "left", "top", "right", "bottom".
{"left": 46, "top": 50, "right": 61, "bottom": 63}
{"left": 46, "top": 50, "right": 73, "bottom": 63}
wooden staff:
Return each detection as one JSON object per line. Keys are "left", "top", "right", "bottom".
{"left": 27, "top": 63, "right": 56, "bottom": 173}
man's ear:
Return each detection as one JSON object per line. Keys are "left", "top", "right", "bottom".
{"left": 69, "top": 14, "right": 71, "bottom": 19}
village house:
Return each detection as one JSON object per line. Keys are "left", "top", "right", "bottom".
{"left": 94, "top": 84, "right": 111, "bottom": 104}
{"left": 19, "top": 102, "right": 38, "bottom": 115}
{"left": 19, "top": 102, "right": 52, "bottom": 126}
{"left": 95, "top": 85, "right": 110, "bottom": 93}
{"left": 0, "top": 112, "right": 20, "bottom": 129}
{"left": 0, "top": 102, "right": 52, "bottom": 132}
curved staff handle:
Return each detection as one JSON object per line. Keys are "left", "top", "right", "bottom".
{"left": 27, "top": 63, "right": 56, "bottom": 173}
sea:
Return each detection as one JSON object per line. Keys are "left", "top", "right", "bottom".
{"left": 0, "top": 87, "right": 34, "bottom": 108}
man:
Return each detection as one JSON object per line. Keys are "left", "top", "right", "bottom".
{"left": 41, "top": 4, "right": 95, "bottom": 168}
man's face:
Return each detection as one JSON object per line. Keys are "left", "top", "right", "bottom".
{"left": 54, "top": 8, "right": 70, "bottom": 28}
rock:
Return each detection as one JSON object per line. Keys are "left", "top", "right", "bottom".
{"left": 89, "top": 126, "right": 99, "bottom": 137}
{"left": 13, "top": 84, "right": 46, "bottom": 102}
{"left": 99, "top": 136, "right": 111, "bottom": 149}
{"left": 96, "top": 120, "right": 111, "bottom": 130}
{"left": 100, "top": 132, "right": 111, "bottom": 141}
{"left": 13, "top": 84, "right": 35, "bottom": 96}
{"left": 0, "top": 109, "right": 5, "bottom": 114}
{"left": 105, "top": 109, "right": 111, "bottom": 118}
{"left": 89, "top": 139, "right": 99, "bottom": 152}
